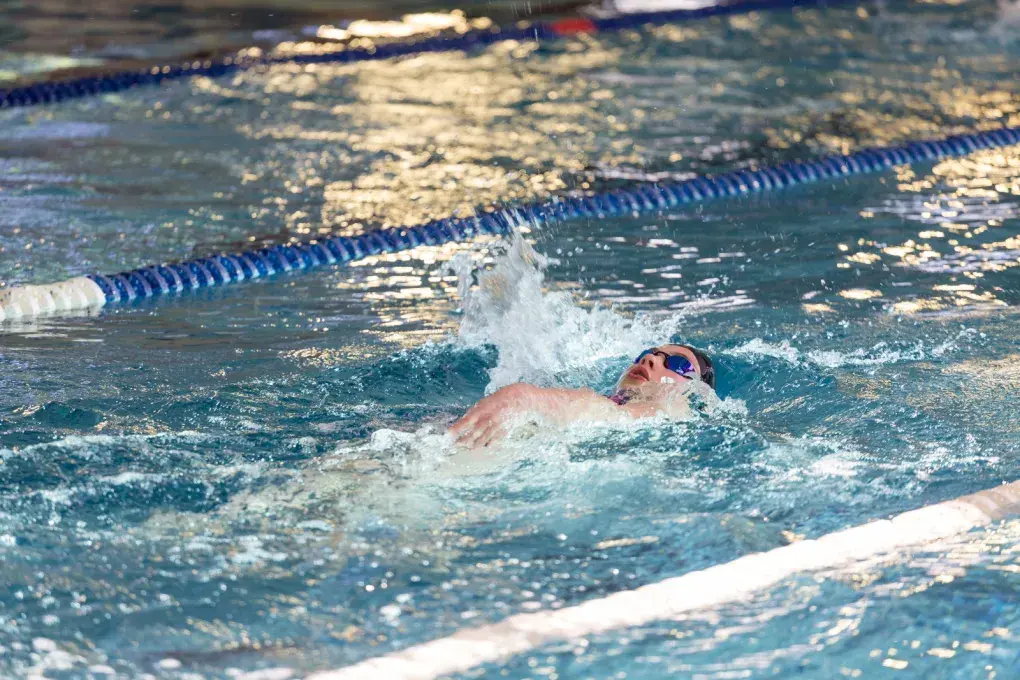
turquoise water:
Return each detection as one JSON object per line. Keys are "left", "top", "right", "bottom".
{"left": 1, "top": 0, "right": 1020, "bottom": 678}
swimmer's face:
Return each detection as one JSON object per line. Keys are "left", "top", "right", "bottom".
{"left": 618, "top": 344, "right": 703, "bottom": 390}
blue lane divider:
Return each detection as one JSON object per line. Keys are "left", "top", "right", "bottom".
{"left": 82, "top": 126, "right": 1019, "bottom": 309}
{"left": 0, "top": 0, "right": 854, "bottom": 110}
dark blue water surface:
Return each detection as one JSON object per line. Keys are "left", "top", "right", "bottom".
{"left": 1, "top": 0, "right": 1019, "bottom": 678}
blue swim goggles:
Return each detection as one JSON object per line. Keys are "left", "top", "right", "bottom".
{"left": 634, "top": 348, "right": 697, "bottom": 378}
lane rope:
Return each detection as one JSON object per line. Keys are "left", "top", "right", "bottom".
{"left": 1, "top": 125, "right": 1017, "bottom": 323}
{"left": 300, "top": 479, "right": 1020, "bottom": 680}
{"left": 0, "top": 0, "right": 854, "bottom": 110}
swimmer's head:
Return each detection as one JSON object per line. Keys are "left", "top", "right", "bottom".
{"left": 618, "top": 344, "right": 716, "bottom": 392}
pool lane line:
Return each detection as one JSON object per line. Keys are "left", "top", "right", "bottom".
{"left": 0, "top": 125, "right": 1017, "bottom": 324}
{"left": 297, "top": 479, "right": 1020, "bottom": 680}
{"left": 0, "top": 0, "right": 856, "bottom": 110}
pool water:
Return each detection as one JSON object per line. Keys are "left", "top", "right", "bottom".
{"left": 1, "top": 0, "right": 1020, "bottom": 678}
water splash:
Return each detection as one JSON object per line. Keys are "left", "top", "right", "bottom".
{"left": 453, "top": 232, "right": 683, "bottom": 392}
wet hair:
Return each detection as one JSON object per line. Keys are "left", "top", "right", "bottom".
{"left": 680, "top": 344, "right": 716, "bottom": 390}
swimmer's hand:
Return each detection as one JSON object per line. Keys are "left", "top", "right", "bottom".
{"left": 449, "top": 383, "right": 538, "bottom": 449}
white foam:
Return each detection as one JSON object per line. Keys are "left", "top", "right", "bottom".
{"left": 97, "top": 472, "right": 166, "bottom": 486}
{"left": 231, "top": 535, "right": 288, "bottom": 566}
{"left": 729, "top": 338, "right": 802, "bottom": 363}
{"left": 0, "top": 430, "right": 211, "bottom": 460}
{"left": 730, "top": 330, "right": 974, "bottom": 368}
{"left": 211, "top": 412, "right": 710, "bottom": 545}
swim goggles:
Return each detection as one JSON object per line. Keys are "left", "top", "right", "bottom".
{"left": 633, "top": 348, "right": 698, "bottom": 378}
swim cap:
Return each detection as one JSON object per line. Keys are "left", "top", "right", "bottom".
{"left": 679, "top": 344, "right": 716, "bottom": 390}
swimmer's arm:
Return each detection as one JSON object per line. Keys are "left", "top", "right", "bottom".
{"left": 449, "top": 383, "right": 626, "bottom": 448}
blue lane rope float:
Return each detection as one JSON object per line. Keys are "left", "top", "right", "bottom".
{"left": 0, "top": 0, "right": 855, "bottom": 110}
{"left": 1, "top": 125, "right": 1017, "bottom": 322}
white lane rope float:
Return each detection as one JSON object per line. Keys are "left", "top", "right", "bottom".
{"left": 0, "top": 277, "right": 106, "bottom": 323}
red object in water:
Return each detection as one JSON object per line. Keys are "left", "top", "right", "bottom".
{"left": 549, "top": 18, "right": 599, "bottom": 35}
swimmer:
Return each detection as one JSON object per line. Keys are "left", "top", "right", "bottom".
{"left": 450, "top": 344, "right": 716, "bottom": 448}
